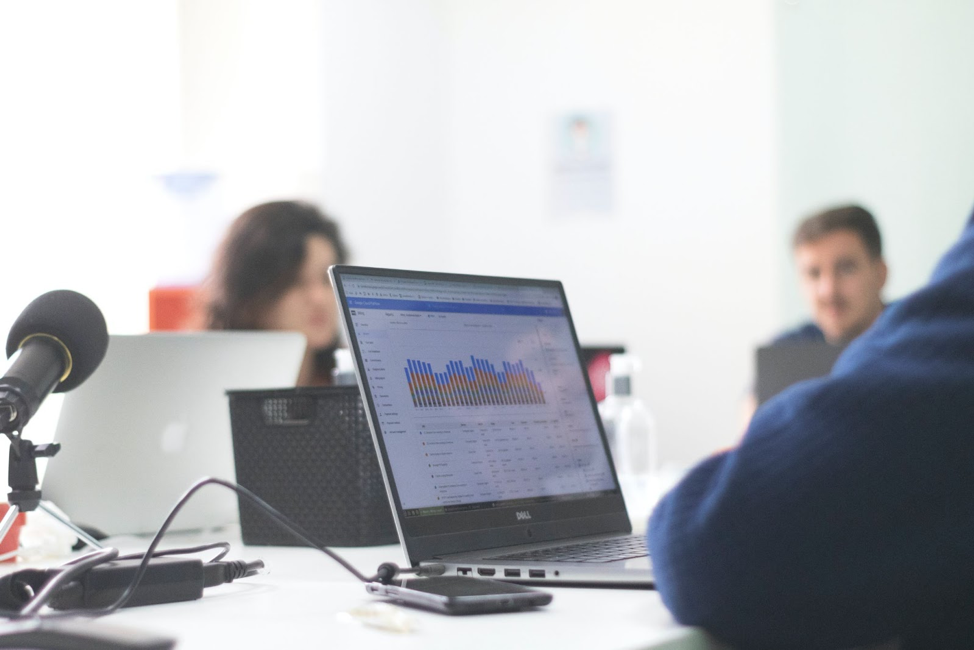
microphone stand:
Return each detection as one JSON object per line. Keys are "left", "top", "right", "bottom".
{"left": 0, "top": 432, "right": 103, "bottom": 553}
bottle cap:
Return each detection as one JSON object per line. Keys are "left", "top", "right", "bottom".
{"left": 608, "top": 353, "right": 641, "bottom": 377}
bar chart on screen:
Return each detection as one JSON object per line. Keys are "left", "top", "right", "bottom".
{"left": 404, "top": 355, "right": 547, "bottom": 408}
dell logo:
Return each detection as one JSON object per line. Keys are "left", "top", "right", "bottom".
{"left": 516, "top": 511, "right": 532, "bottom": 521}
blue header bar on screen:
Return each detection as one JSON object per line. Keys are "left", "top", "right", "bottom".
{"left": 347, "top": 297, "right": 564, "bottom": 317}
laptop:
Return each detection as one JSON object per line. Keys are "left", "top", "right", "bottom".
{"left": 330, "top": 265, "right": 653, "bottom": 587}
{"left": 755, "top": 341, "right": 845, "bottom": 406}
{"left": 41, "top": 331, "right": 306, "bottom": 536}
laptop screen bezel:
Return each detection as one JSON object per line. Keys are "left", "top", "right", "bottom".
{"left": 330, "top": 265, "right": 631, "bottom": 564}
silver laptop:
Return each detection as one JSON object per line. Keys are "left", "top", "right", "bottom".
{"left": 330, "top": 266, "right": 652, "bottom": 587}
{"left": 41, "top": 331, "right": 305, "bottom": 536}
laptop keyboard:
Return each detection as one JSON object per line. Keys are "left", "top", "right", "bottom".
{"left": 486, "top": 535, "right": 648, "bottom": 564}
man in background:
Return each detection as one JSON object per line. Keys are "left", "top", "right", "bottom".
{"left": 740, "top": 204, "right": 888, "bottom": 427}
{"left": 775, "top": 204, "right": 887, "bottom": 345}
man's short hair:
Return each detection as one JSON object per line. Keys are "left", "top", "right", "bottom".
{"left": 792, "top": 205, "right": 883, "bottom": 259}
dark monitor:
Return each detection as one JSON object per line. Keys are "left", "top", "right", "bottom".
{"left": 755, "top": 342, "right": 845, "bottom": 405}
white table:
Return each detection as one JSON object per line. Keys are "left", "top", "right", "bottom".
{"left": 91, "top": 534, "right": 722, "bottom": 650}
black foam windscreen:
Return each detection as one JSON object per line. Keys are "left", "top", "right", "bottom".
{"left": 5, "top": 290, "right": 109, "bottom": 392}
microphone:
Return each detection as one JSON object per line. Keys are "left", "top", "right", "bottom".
{"left": 0, "top": 290, "right": 109, "bottom": 434}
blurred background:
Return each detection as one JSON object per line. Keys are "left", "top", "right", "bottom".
{"left": 1, "top": 0, "right": 972, "bottom": 467}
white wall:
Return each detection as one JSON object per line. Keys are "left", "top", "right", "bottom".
{"left": 439, "top": 0, "right": 778, "bottom": 464}
{"left": 0, "top": 0, "right": 180, "bottom": 335}
{"left": 775, "top": 0, "right": 974, "bottom": 326}
{"left": 317, "top": 0, "right": 451, "bottom": 269}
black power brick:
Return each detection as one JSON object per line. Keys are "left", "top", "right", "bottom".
{"left": 47, "top": 557, "right": 263, "bottom": 610}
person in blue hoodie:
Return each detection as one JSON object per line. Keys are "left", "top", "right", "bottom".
{"left": 648, "top": 206, "right": 974, "bottom": 649}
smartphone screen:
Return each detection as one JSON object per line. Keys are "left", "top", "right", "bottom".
{"left": 365, "top": 577, "right": 553, "bottom": 615}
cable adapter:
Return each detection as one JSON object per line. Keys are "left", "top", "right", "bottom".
{"left": 47, "top": 557, "right": 263, "bottom": 611}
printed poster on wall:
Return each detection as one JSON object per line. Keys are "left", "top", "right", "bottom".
{"left": 550, "top": 112, "right": 613, "bottom": 217}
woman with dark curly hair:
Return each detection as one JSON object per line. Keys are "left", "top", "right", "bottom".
{"left": 203, "top": 200, "right": 350, "bottom": 386}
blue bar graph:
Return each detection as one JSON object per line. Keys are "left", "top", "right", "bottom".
{"left": 404, "top": 355, "right": 546, "bottom": 408}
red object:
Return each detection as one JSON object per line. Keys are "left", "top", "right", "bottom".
{"left": 587, "top": 352, "right": 613, "bottom": 402}
{"left": 0, "top": 502, "right": 27, "bottom": 562}
{"left": 149, "top": 286, "right": 199, "bottom": 331}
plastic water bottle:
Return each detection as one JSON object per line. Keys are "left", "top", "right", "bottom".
{"left": 597, "top": 361, "right": 627, "bottom": 456}
{"left": 598, "top": 353, "right": 657, "bottom": 530}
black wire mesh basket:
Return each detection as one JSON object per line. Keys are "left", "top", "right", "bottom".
{"left": 227, "top": 386, "right": 398, "bottom": 547}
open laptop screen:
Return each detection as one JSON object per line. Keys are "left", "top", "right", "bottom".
{"left": 332, "top": 267, "right": 627, "bottom": 550}
{"left": 755, "top": 341, "right": 845, "bottom": 406}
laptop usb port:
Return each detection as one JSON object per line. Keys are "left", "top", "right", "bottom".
{"left": 504, "top": 569, "right": 521, "bottom": 578}
{"left": 528, "top": 569, "right": 545, "bottom": 578}
{"left": 477, "top": 568, "right": 496, "bottom": 577}
{"left": 457, "top": 567, "right": 472, "bottom": 576}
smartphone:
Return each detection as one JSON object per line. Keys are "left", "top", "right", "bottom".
{"left": 365, "top": 576, "right": 553, "bottom": 615}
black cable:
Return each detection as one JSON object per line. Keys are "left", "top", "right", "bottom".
{"left": 17, "top": 548, "right": 119, "bottom": 617}
{"left": 198, "top": 478, "right": 373, "bottom": 583}
{"left": 1, "top": 544, "right": 241, "bottom": 618}
{"left": 368, "top": 561, "right": 447, "bottom": 584}
{"left": 7, "top": 476, "right": 413, "bottom": 620}
{"left": 93, "top": 477, "right": 374, "bottom": 618}
{"left": 117, "top": 541, "right": 232, "bottom": 564}
{"left": 81, "top": 477, "right": 371, "bottom": 618}
{"left": 202, "top": 559, "right": 265, "bottom": 588}
{"left": 4, "top": 481, "right": 249, "bottom": 620}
